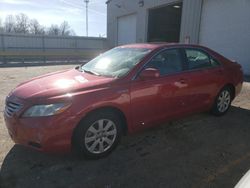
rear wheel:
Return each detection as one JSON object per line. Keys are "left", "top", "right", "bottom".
{"left": 211, "top": 87, "right": 232, "bottom": 116}
{"left": 73, "top": 111, "right": 122, "bottom": 159}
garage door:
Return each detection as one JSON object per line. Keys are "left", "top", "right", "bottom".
{"left": 199, "top": 0, "right": 250, "bottom": 75}
{"left": 117, "top": 14, "right": 137, "bottom": 45}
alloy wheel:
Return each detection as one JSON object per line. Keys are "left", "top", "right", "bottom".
{"left": 217, "top": 90, "right": 231, "bottom": 113}
{"left": 84, "top": 119, "right": 117, "bottom": 154}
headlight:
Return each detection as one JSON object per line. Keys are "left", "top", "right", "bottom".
{"left": 22, "top": 103, "right": 71, "bottom": 117}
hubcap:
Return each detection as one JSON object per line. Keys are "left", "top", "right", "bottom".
{"left": 84, "top": 119, "right": 117, "bottom": 154}
{"left": 217, "top": 90, "right": 231, "bottom": 113}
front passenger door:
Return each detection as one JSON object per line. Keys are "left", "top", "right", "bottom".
{"left": 130, "top": 48, "right": 189, "bottom": 130}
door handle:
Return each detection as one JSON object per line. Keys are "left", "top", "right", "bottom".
{"left": 178, "top": 79, "right": 187, "bottom": 84}
{"left": 175, "top": 78, "right": 188, "bottom": 88}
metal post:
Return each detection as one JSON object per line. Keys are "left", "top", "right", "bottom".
{"left": 42, "top": 35, "right": 46, "bottom": 63}
{"left": 1, "top": 34, "right": 6, "bottom": 64}
{"left": 84, "top": 0, "right": 89, "bottom": 36}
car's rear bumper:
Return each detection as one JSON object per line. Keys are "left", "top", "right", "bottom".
{"left": 4, "top": 112, "right": 78, "bottom": 153}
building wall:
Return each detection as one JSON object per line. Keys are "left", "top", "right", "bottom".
{"left": 107, "top": 0, "right": 203, "bottom": 48}
{"left": 199, "top": 0, "right": 250, "bottom": 74}
{"left": 107, "top": 0, "right": 249, "bottom": 74}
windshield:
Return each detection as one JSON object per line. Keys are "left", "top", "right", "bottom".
{"left": 81, "top": 47, "right": 151, "bottom": 78}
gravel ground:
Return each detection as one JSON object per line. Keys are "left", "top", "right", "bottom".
{"left": 0, "top": 65, "right": 250, "bottom": 188}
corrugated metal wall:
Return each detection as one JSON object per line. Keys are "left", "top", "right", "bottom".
{"left": 0, "top": 34, "right": 107, "bottom": 52}
{"left": 180, "top": 0, "right": 203, "bottom": 44}
{"left": 0, "top": 34, "right": 107, "bottom": 63}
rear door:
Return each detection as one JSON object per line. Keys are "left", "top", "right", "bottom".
{"left": 180, "top": 48, "right": 223, "bottom": 112}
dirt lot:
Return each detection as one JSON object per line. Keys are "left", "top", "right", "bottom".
{"left": 0, "top": 65, "right": 250, "bottom": 188}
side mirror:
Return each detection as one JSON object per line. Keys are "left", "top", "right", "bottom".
{"left": 139, "top": 68, "right": 160, "bottom": 80}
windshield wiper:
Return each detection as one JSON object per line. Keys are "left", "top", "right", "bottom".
{"left": 75, "top": 66, "right": 81, "bottom": 71}
{"left": 81, "top": 68, "right": 100, "bottom": 76}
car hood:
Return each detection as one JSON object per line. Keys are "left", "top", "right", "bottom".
{"left": 11, "top": 68, "right": 115, "bottom": 100}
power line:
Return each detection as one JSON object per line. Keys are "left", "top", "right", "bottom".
{"left": 60, "top": 0, "right": 106, "bottom": 36}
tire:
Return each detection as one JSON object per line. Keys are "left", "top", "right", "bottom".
{"left": 72, "top": 110, "right": 122, "bottom": 159}
{"left": 211, "top": 87, "right": 232, "bottom": 116}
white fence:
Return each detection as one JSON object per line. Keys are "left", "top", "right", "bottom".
{"left": 0, "top": 33, "right": 108, "bottom": 65}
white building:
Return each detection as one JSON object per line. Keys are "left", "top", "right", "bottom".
{"left": 106, "top": 0, "right": 250, "bottom": 75}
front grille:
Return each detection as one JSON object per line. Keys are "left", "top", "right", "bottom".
{"left": 5, "top": 101, "right": 23, "bottom": 117}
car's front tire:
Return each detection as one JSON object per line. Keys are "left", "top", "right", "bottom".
{"left": 73, "top": 110, "right": 122, "bottom": 159}
{"left": 211, "top": 87, "right": 232, "bottom": 116}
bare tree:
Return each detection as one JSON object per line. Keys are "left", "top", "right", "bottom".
{"left": 14, "top": 13, "right": 30, "bottom": 34}
{"left": 47, "top": 22, "right": 75, "bottom": 36}
{"left": 47, "top": 24, "right": 60, "bottom": 35}
{"left": 69, "top": 29, "right": 76, "bottom": 36}
{"left": 29, "top": 19, "right": 45, "bottom": 35}
{"left": 60, "top": 21, "right": 71, "bottom": 36}
{"left": 4, "top": 15, "right": 15, "bottom": 33}
{"left": 0, "top": 18, "right": 4, "bottom": 33}
{"left": 2, "top": 13, "right": 76, "bottom": 36}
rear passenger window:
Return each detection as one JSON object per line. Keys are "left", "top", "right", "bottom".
{"left": 211, "top": 57, "right": 221, "bottom": 67}
{"left": 185, "top": 49, "right": 211, "bottom": 70}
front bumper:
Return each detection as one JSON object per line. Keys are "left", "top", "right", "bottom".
{"left": 4, "top": 112, "right": 78, "bottom": 153}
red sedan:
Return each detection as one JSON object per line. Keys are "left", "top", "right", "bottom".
{"left": 4, "top": 43, "right": 243, "bottom": 159}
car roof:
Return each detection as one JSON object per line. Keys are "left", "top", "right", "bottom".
{"left": 119, "top": 43, "right": 204, "bottom": 50}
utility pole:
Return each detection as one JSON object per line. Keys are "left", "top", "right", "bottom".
{"left": 84, "top": 0, "right": 89, "bottom": 36}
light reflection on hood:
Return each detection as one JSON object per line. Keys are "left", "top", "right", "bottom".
{"left": 54, "top": 79, "right": 76, "bottom": 89}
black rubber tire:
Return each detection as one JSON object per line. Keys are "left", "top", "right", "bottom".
{"left": 211, "top": 87, "right": 232, "bottom": 116}
{"left": 72, "top": 110, "right": 122, "bottom": 159}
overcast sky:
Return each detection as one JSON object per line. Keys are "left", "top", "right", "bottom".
{"left": 0, "top": 0, "right": 107, "bottom": 37}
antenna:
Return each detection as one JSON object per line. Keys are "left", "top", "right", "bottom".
{"left": 84, "top": 0, "right": 89, "bottom": 36}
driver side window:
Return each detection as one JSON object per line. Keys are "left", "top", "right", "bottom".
{"left": 145, "top": 49, "right": 183, "bottom": 76}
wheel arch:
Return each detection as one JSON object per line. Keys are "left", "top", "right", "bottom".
{"left": 71, "top": 105, "right": 128, "bottom": 148}
{"left": 223, "top": 83, "right": 236, "bottom": 99}
{"left": 83, "top": 106, "right": 128, "bottom": 135}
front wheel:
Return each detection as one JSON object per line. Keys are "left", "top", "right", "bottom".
{"left": 73, "top": 111, "right": 122, "bottom": 159}
{"left": 211, "top": 87, "right": 232, "bottom": 116}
